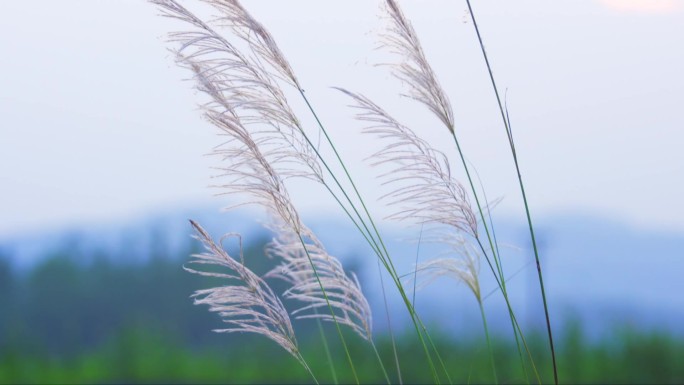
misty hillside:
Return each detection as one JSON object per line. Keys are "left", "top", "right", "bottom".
{"left": 3, "top": 206, "right": 682, "bottom": 339}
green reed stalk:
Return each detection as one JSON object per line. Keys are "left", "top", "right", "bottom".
{"left": 294, "top": 232, "right": 359, "bottom": 384}
{"left": 296, "top": 89, "right": 448, "bottom": 383}
{"left": 371, "top": 340, "right": 392, "bottom": 384}
{"left": 478, "top": 302, "right": 498, "bottom": 384}
{"left": 296, "top": 352, "right": 320, "bottom": 385}
{"left": 450, "top": 133, "right": 530, "bottom": 381}
{"left": 378, "top": 259, "right": 403, "bottom": 384}
{"left": 463, "top": 1, "right": 558, "bottom": 383}
{"left": 314, "top": 317, "right": 338, "bottom": 384}
{"left": 474, "top": 236, "right": 541, "bottom": 384}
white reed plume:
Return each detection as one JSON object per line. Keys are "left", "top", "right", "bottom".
{"left": 266, "top": 223, "right": 373, "bottom": 341}
{"left": 338, "top": 88, "right": 478, "bottom": 238}
{"left": 202, "top": 0, "right": 300, "bottom": 87}
{"left": 152, "top": 0, "right": 321, "bottom": 183}
{"left": 185, "top": 220, "right": 300, "bottom": 358}
{"left": 193, "top": 62, "right": 303, "bottom": 229}
{"left": 381, "top": 0, "right": 455, "bottom": 133}
{"left": 204, "top": 104, "right": 374, "bottom": 339}
{"left": 411, "top": 233, "right": 481, "bottom": 302}
{"left": 201, "top": 1, "right": 373, "bottom": 341}
{"left": 153, "top": 1, "right": 373, "bottom": 347}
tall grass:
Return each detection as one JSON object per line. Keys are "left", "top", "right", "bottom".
{"left": 151, "top": 0, "right": 557, "bottom": 383}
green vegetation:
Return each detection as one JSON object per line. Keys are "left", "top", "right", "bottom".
{"left": 0, "top": 248, "right": 682, "bottom": 384}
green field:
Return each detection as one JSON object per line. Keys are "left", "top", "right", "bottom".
{"left": 1, "top": 251, "right": 681, "bottom": 384}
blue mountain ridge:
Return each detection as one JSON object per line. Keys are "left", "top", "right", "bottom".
{"left": 2, "top": 205, "right": 682, "bottom": 339}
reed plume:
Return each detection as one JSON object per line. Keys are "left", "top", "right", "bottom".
{"left": 203, "top": 0, "right": 300, "bottom": 87}
{"left": 152, "top": 0, "right": 321, "bottom": 185}
{"left": 338, "top": 87, "right": 484, "bottom": 343}
{"left": 185, "top": 220, "right": 300, "bottom": 358}
{"left": 411, "top": 234, "right": 481, "bottom": 302}
{"left": 266, "top": 224, "right": 373, "bottom": 341}
{"left": 152, "top": 4, "right": 372, "bottom": 380}
{"left": 150, "top": 0, "right": 554, "bottom": 382}
{"left": 381, "top": 0, "right": 455, "bottom": 133}
{"left": 337, "top": 88, "right": 477, "bottom": 238}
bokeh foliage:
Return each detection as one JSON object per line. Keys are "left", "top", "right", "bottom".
{"left": 0, "top": 241, "right": 682, "bottom": 384}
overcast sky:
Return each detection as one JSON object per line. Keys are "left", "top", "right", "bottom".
{"left": 1, "top": 0, "right": 683, "bottom": 237}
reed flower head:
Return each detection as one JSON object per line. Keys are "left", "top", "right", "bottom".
{"left": 152, "top": 0, "right": 322, "bottom": 185}
{"left": 185, "top": 220, "right": 300, "bottom": 357}
{"left": 381, "top": 0, "right": 455, "bottom": 133}
{"left": 203, "top": 0, "right": 300, "bottom": 87}
{"left": 338, "top": 88, "right": 478, "bottom": 237}
{"left": 411, "top": 233, "right": 482, "bottom": 302}
{"left": 266, "top": 223, "right": 373, "bottom": 341}
{"left": 154, "top": 0, "right": 372, "bottom": 344}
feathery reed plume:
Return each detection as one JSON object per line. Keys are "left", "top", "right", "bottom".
{"left": 206, "top": 106, "right": 302, "bottom": 229}
{"left": 411, "top": 234, "right": 481, "bottom": 302}
{"left": 190, "top": 56, "right": 371, "bottom": 342}
{"left": 206, "top": 2, "right": 450, "bottom": 379}
{"left": 379, "top": 2, "right": 535, "bottom": 369}
{"left": 381, "top": 0, "right": 455, "bottom": 133}
{"left": 152, "top": 7, "right": 373, "bottom": 376}
{"left": 185, "top": 220, "right": 300, "bottom": 358}
{"left": 189, "top": 56, "right": 372, "bottom": 342}
{"left": 338, "top": 88, "right": 493, "bottom": 380}
{"left": 204, "top": 0, "right": 300, "bottom": 87}
{"left": 189, "top": 57, "right": 305, "bottom": 227}
{"left": 338, "top": 88, "right": 478, "bottom": 238}
{"left": 266, "top": 223, "right": 373, "bottom": 341}
{"left": 152, "top": 0, "right": 321, "bottom": 184}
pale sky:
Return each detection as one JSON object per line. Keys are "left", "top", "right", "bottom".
{"left": 1, "top": 0, "right": 683, "bottom": 237}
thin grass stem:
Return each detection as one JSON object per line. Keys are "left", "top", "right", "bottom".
{"left": 415, "top": 317, "right": 454, "bottom": 385}
{"left": 298, "top": 88, "right": 445, "bottom": 383}
{"left": 476, "top": 238, "right": 541, "bottom": 384}
{"left": 451, "top": 133, "right": 529, "bottom": 380}
{"left": 296, "top": 352, "right": 320, "bottom": 385}
{"left": 378, "top": 259, "right": 403, "bottom": 384}
{"left": 315, "top": 317, "right": 338, "bottom": 384}
{"left": 478, "top": 302, "right": 498, "bottom": 384}
{"left": 294, "top": 232, "right": 359, "bottom": 384}
{"left": 413, "top": 224, "right": 424, "bottom": 307}
{"left": 371, "top": 339, "right": 392, "bottom": 384}
{"left": 463, "top": 1, "right": 558, "bottom": 383}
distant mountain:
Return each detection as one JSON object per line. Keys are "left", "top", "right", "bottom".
{"left": 2, "top": 205, "right": 683, "bottom": 338}
{"left": 308, "top": 211, "right": 684, "bottom": 339}
{"left": 0, "top": 205, "right": 263, "bottom": 270}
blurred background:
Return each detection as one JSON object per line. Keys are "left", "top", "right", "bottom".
{"left": 1, "top": 0, "right": 683, "bottom": 383}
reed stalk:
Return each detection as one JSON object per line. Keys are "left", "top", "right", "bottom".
{"left": 463, "top": 1, "right": 558, "bottom": 382}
